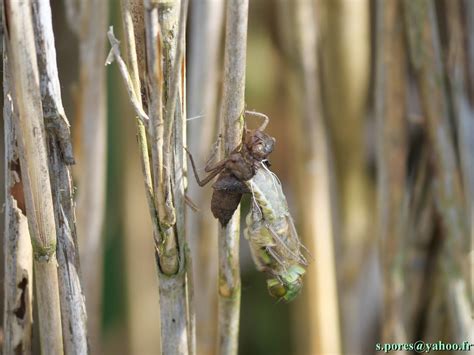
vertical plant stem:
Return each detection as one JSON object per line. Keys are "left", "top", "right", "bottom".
{"left": 3, "top": 1, "right": 64, "bottom": 353}
{"left": 404, "top": 0, "right": 467, "bottom": 260}
{"left": 3, "top": 39, "right": 33, "bottom": 355}
{"left": 144, "top": 1, "right": 166, "bottom": 241}
{"left": 63, "top": 0, "right": 82, "bottom": 35}
{"left": 442, "top": 0, "right": 474, "bottom": 336}
{"left": 119, "top": 1, "right": 161, "bottom": 352}
{"left": 318, "top": 1, "right": 374, "bottom": 350}
{"left": 404, "top": 0, "right": 472, "bottom": 341}
{"left": 187, "top": 1, "right": 224, "bottom": 353}
{"left": 279, "top": 0, "right": 342, "bottom": 353}
{"left": 74, "top": 0, "right": 108, "bottom": 351}
{"left": 110, "top": 1, "right": 194, "bottom": 352}
{"left": 123, "top": 135, "right": 161, "bottom": 354}
{"left": 118, "top": 0, "right": 158, "bottom": 237}
{"left": 466, "top": 0, "right": 474, "bottom": 93}
{"left": 31, "top": 1, "right": 88, "bottom": 353}
{"left": 444, "top": 0, "right": 474, "bottom": 260}
{"left": 217, "top": 1, "right": 248, "bottom": 354}
{"left": 319, "top": 0, "right": 372, "bottom": 272}
{"left": 143, "top": 1, "right": 192, "bottom": 353}
{"left": 374, "top": 0, "right": 408, "bottom": 345}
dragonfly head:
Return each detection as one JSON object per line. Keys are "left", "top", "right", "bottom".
{"left": 267, "top": 265, "right": 306, "bottom": 302}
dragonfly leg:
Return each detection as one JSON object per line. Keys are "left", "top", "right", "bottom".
{"left": 185, "top": 147, "right": 227, "bottom": 186}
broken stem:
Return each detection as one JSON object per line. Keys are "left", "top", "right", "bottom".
{"left": 118, "top": 0, "right": 160, "bottom": 246}
{"left": 106, "top": 28, "right": 150, "bottom": 127}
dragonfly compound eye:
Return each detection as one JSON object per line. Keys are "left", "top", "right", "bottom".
{"left": 267, "top": 279, "right": 287, "bottom": 299}
{"left": 266, "top": 265, "right": 306, "bottom": 302}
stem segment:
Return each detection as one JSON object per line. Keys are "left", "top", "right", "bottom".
{"left": 73, "top": 0, "right": 109, "bottom": 350}
{"left": 217, "top": 1, "right": 249, "bottom": 354}
{"left": 31, "top": 1, "right": 88, "bottom": 353}
{"left": 3, "top": 1, "right": 64, "bottom": 353}
{"left": 187, "top": 0, "right": 224, "bottom": 352}
{"left": 278, "top": 0, "right": 342, "bottom": 353}
{"left": 3, "top": 37, "right": 33, "bottom": 355}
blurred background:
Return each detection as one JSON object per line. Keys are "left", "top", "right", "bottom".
{"left": 1, "top": 0, "right": 473, "bottom": 354}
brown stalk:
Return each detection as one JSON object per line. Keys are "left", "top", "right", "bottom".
{"left": 374, "top": 0, "right": 409, "bottom": 345}
{"left": 403, "top": 0, "right": 472, "bottom": 342}
{"left": 277, "top": 0, "right": 342, "bottom": 353}
{"left": 64, "top": 0, "right": 109, "bottom": 350}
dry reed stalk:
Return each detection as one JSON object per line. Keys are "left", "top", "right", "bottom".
{"left": 216, "top": 1, "right": 249, "bottom": 354}
{"left": 63, "top": 0, "right": 109, "bottom": 350}
{"left": 108, "top": 0, "right": 194, "bottom": 353}
{"left": 277, "top": 0, "right": 341, "bottom": 353}
{"left": 280, "top": 0, "right": 341, "bottom": 354}
{"left": 374, "top": 0, "right": 408, "bottom": 346}
{"left": 31, "top": 1, "right": 88, "bottom": 353}
{"left": 3, "top": 38, "right": 33, "bottom": 355}
{"left": 123, "top": 139, "right": 161, "bottom": 354}
{"left": 187, "top": 1, "right": 224, "bottom": 353}
{"left": 319, "top": 0, "right": 372, "bottom": 281}
{"left": 444, "top": 1, "right": 474, "bottom": 287}
{"left": 3, "top": 0, "right": 64, "bottom": 352}
{"left": 145, "top": 1, "right": 192, "bottom": 353}
{"left": 318, "top": 0, "right": 375, "bottom": 350}
{"left": 403, "top": 0, "right": 472, "bottom": 342}
{"left": 119, "top": 1, "right": 161, "bottom": 353}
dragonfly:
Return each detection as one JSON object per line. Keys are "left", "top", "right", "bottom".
{"left": 186, "top": 111, "right": 308, "bottom": 301}
{"left": 244, "top": 166, "right": 308, "bottom": 302}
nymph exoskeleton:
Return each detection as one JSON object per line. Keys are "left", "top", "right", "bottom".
{"left": 186, "top": 111, "right": 276, "bottom": 226}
